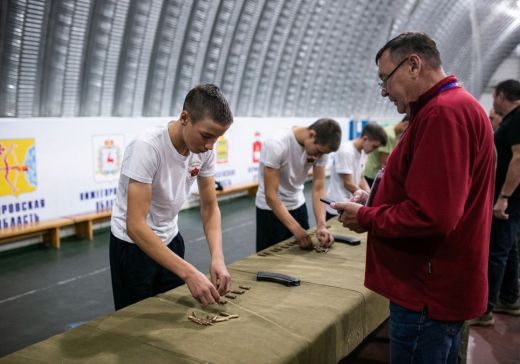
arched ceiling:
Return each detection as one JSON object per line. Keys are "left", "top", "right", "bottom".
{"left": 0, "top": 0, "right": 519, "bottom": 118}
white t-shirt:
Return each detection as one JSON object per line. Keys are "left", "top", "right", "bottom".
{"left": 326, "top": 141, "right": 366, "bottom": 215}
{"left": 111, "top": 122, "right": 215, "bottom": 244}
{"left": 255, "top": 128, "right": 328, "bottom": 210}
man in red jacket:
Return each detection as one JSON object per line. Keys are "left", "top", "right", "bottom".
{"left": 333, "top": 32, "right": 495, "bottom": 363}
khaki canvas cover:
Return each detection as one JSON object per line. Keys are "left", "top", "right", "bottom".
{"left": 1, "top": 221, "right": 388, "bottom": 364}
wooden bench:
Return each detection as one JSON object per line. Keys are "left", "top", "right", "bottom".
{"left": 215, "top": 181, "right": 258, "bottom": 198}
{"left": 192, "top": 181, "right": 258, "bottom": 199}
{"left": 66, "top": 210, "right": 112, "bottom": 241}
{"left": 0, "top": 218, "right": 74, "bottom": 249}
{"left": 0, "top": 184, "right": 258, "bottom": 250}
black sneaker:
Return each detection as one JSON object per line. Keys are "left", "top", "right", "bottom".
{"left": 494, "top": 299, "right": 520, "bottom": 315}
{"left": 467, "top": 312, "right": 495, "bottom": 326}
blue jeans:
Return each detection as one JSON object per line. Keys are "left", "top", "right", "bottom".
{"left": 389, "top": 303, "right": 463, "bottom": 364}
{"left": 487, "top": 214, "right": 520, "bottom": 312}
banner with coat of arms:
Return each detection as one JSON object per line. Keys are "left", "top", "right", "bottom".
{"left": 93, "top": 135, "right": 124, "bottom": 182}
{"left": 0, "top": 139, "right": 37, "bottom": 197}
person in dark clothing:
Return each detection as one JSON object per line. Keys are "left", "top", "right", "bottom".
{"left": 470, "top": 79, "right": 520, "bottom": 326}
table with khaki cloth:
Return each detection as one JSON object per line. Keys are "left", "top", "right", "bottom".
{"left": 1, "top": 221, "right": 389, "bottom": 364}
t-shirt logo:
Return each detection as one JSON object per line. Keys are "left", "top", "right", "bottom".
{"left": 190, "top": 167, "right": 199, "bottom": 177}
{"left": 189, "top": 162, "right": 201, "bottom": 177}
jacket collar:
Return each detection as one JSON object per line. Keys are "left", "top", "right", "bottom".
{"left": 409, "top": 75, "right": 459, "bottom": 119}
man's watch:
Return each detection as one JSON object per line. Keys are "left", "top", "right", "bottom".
{"left": 499, "top": 193, "right": 510, "bottom": 199}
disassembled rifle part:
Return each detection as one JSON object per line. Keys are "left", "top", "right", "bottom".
{"left": 188, "top": 311, "right": 239, "bottom": 326}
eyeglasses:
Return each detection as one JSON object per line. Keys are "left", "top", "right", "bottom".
{"left": 378, "top": 57, "right": 409, "bottom": 90}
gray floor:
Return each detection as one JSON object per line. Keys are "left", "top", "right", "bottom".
{"left": 0, "top": 185, "right": 317, "bottom": 358}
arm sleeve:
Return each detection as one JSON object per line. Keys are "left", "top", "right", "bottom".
{"left": 261, "top": 138, "right": 285, "bottom": 169}
{"left": 358, "top": 107, "right": 472, "bottom": 239}
{"left": 315, "top": 154, "right": 329, "bottom": 167}
{"left": 333, "top": 148, "right": 355, "bottom": 175}
{"left": 198, "top": 150, "right": 216, "bottom": 177}
{"left": 121, "top": 140, "right": 159, "bottom": 184}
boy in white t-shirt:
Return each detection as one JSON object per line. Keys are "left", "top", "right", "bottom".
{"left": 110, "top": 84, "right": 233, "bottom": 309}
{"left": 255, "top": 118, "right": 341, "bottom": 251}
{"left": 326, "top": 123, "right": 387, "bottom": 220}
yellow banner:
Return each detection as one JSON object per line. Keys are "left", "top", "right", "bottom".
{"left": 0, "top": 139, "right": 37, "bottom": 197}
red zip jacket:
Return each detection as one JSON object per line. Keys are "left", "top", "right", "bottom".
{"left": 358, "top": 76, "right": 495, "bottom": 321}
